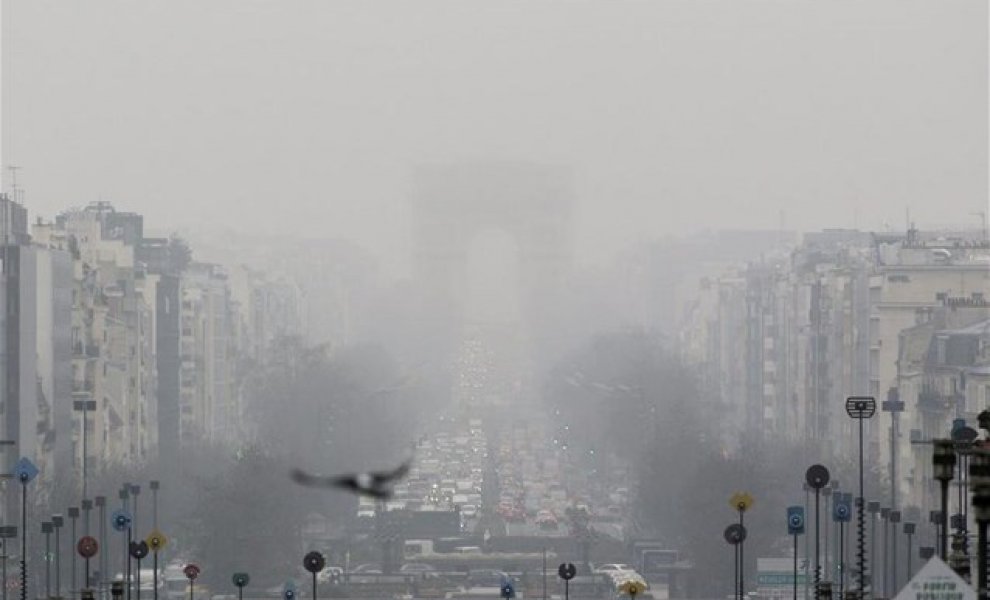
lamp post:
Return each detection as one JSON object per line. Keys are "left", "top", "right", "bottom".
{"left": 72, "top": 397, "right": 97, "bottom": 501}
{"left": 890, "top": 510, "right": 901, "bottom": 593}
{"left": 41, "top": 522, "right": 52, "bottom": 599}
{"left": 96, "top": 496, "right": 106, "bottom": 595}
{"left": 823, "top": 485, "right": 833, "bottom": 585}
{"left": 119, "top": 487, "right": 130, "bottom": 600}
{"left": 882, "top": 389, "right": 904, "bottom": 511}
{"left": 969, "top": 446, "right": 990, "bottom": 600}
{"left": 150, "top": 481, "right": 160, "bottom": 529}
{"left": 846, "top": 396, "right": 875, "bottom": 600}
{"left": 868, "top": 501, "right": 879, "bottom": 596}
{"left": 904, "top": 523, "right": 916, "bottom": 581}
{"left": 53, "top": 514, "right": 64, "bottom": 600}
{"left": 880, "top": 508, "right": 889, "bottom": 598}
{"left": 69, "top": 506, "right": 80, "bottom": 595}
{"left": 933, "top": 439, "right": 956, "bottom": 560}
{"left": 805, "top": 465, "right": 830, "bottom": 600}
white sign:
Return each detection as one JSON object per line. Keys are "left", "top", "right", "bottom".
{"left": 893, "top": 557, "right": 976, "bottom": 600}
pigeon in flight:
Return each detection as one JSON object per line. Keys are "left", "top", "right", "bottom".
{"left": 290, "top": 459, "right": 412, "bottom": 500}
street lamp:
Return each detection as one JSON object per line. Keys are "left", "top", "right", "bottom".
{"left": 890, "top": 510, "right": 901, "bottom": 592}
{"left": 846, "top": 396, "right": 875, "bottom": 600}
{"left": 72, "top": 396, "right": 97, "bottom": 501}
{"left": 904, "top": 522, "right": 916, "bottom": 581}
{"left": 95, "top": 496, "right": 107, "bottom": 594}
{"left": 933, "top": 439, "right": 956, "bottom": 560}
{"left": 69, "top": 506, "right": 79, "bottom": 594}
{"left": 969, "top": 446, "right": 990, "bottom": 600}
{"left": 41, "top": 522, "right": 52, "bottom": 599}
{"left": 805, "top": 465, "right": 830, "bottom": 600}
{"left": 880, "top": 508, "right": 889, "bottom": 598}
{"left": 53, "top": 514, "right": 64, "bottom": 600}
{"left": 867, "top": 501, "right": 879, "bottom": 596}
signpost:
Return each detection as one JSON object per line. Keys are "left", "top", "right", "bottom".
{"left": 788, "top": 507, "right": 806, "bottom": 600}
{"left": 731, "top": 492, "right": 754, "bottom": 600}
{"left": 832, "top": 494, "right": 851, "bottom": 597}
{"left": 558, "top": 562, "right": 576, "bottom": 600}
{"left": 14, "top": 457, "right": 38, "bottom": 600}
{"left": 129, "top": 542, "right": 149, "bottom": 600}
{"left": 147, "top": 530, "right": 168, "bottom": 600}
{"left": 77, "top": 535, "right": 99, "bottom": 591}
{"left": 893, "top": 557, "right": 975, "bottom": 600}
{"left": 805, "top": 465, "right": 830, "bottom": 600}
{"left": 232, "top": 572, "right": 250, "bottom": 600}
{"left": 303, "top": 551, "right": 325, "bottom": 600}
{"left": 183, "top": 564, "right": 199, "bottom": 600}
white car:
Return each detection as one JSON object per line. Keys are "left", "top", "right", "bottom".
{"left": 595, "top": 564, "right": 634, "bottom": 574}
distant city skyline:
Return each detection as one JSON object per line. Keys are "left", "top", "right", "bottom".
{"left": 1, "top": 1, "right": 986, "bottom": 276}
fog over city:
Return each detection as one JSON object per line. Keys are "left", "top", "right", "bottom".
{"left": 0, "top": 3, "right": 987, "bottom": 600}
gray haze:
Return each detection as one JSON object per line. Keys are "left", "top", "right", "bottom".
{"left": 3, "top": 0, "right": 987, "bottom": 274}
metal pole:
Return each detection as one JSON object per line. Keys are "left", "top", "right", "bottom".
{"left": 135, "top": 558, "right": 141, "bottom": 600}
{"left": 794, "top": 534, "right": 799, "bottom": 600}
{"left": 153, "top": 554, "right": 158, "bottom": 600}
{"left": 740, "top": 510, "right": 745, "bottom": 600}
{"left": 870, "top": 508, "right": 877, "bottom": 599}
{"left": 44, "top": 527, "right": 51, "bottom": 599}
{"left": 891, "top": 516, "right": 899, "bottom": 595}
{"left": 126, "top": 527, "right": 131, "bottom": 600}
{"left": 71, "top": 509, "right": 78, "bottom": 596}
{"left": 805, "top": 488, "right": 811, "bottom": 600}
{"left": 858, "top": 418, "right": 866, "bottom": 600}
{"left": 941, "top": 481, "right": 950, "bottom": 560}
{"left": 815, "top": 490, "right": 821, "bottom": 600}
{"left": 97, "top": 498, "right": 106, "bottom": 598}
{"left": 312, "top": 570, "right": 317, "bottom": 600}
{"left": 979, "top": 521, "right": 988, "bottom": 600}
{"left": 824, "top": 492, "right": 830, "bottom": 585}
{"left": 55, "top": 518, "right": 62, "bottom": 599}
{"left": 906, "top": 531, "right": 913, "bottom": 581}
{"left": 882, "top": 511, "right": 888, "bottom": 599}
{"left": 838, "top": 523, "right": 844, "bottom": 599}
{"left": 542, "top": 548, "right": 547, "bottom": 600}
{"left": 20, "top": 483, "right": 27, "bottom": 600}
{"left": 188, "top": 579, "right": 192, "bottom": 600}
{"left": 735, "top": 543, "right": 740, "bottom": 600}
{"left": 564, "top": 579, "right": 569, "bottom": 600}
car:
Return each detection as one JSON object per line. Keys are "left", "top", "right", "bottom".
{"left": 352, "top": 563, "right": 383, "bottom": 574}
{"left": 594, "top": 563, "right": 634, "bottom": 575}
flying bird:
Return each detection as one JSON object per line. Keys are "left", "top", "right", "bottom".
{"left": 290, "top": 459, "right": 412, "bottom": 500}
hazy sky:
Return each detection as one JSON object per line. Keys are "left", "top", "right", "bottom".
{"left": 3, "top": 1, "right": 987, "bottom": 272}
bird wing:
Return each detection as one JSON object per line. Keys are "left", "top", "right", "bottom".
{"left": 370, "top": 459, "right": 412, "bottom": 484}
{"left": 290, "top": 468, "right": 355, "bottom": 489}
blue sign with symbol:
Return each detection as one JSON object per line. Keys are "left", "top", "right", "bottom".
{"left": 787, "top": 506, "right": 805, "bottom": 535}
{"left": 111, "top": 509, "right": 132, "bottom": 532}
{"left": 501, "top": 581, "right": 515, "bottom": 599}
{"left": 282, "top": 582, "right": 297, "bottom": 600}
{"left": 833, "top": 494, "right": 851, "bottom": 523}
{"left": 14, "top": 457, "right": 38, "bottom": 484}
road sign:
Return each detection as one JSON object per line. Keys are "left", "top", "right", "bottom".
{"left": 303, "top": 551, "right": 325, "bottom": 574}
{"left": 283, "top": 582, "right": 297, "bottom": 600}
{"left": 893, "top": 557, "right": 975, "bottom": 600}
{"left": 833, "top": 494, "right": 852, "bottom": 522}
{"left": 787, "top": 506, "right": 805, "bottom": 535}
{"left": 146, "top": 529, "right": 168, "bottom": 552}
{"left": 730, "top": 492, "right": 754, "bottom": 512}
{"left": 724, "top": 523, "right": 747, "bottom": 545}
{"left": 183, "top": 564, "right": 200, "bottom": 581}
{"left": 845, "top": 396, "right": 876, "bottom": 419}
{"left": 129, "top": 541, "right": 149, "bottom": 560}
{"left": 558, "top": 563, "right": 576, "bottom": 580}
{"left": 232, "top": 573, "right": 250, "bottom": 588}
{"left": 77, "top": 536, "right": 99, "bottom": 559}
{"left": 805, "top": 464, "right": 830, "bottom": 489}
{"left": 500, "top": 581, "right": 515, "bottom": 599}
{"left": 111, "top": 510, "right": 131, "bottom": 532}
{"left": 13, "top": 457, "right": 38, "bottom": 484}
